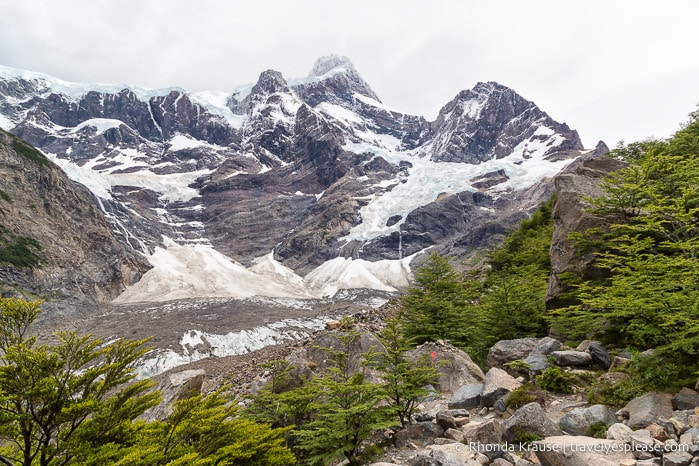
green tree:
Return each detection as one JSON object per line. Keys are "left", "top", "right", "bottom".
{"left": 295, "top": 330, "right": 393, "bottom": 466}
{"left": 0, "top": 297, "right": 160, "bottom": 466}
{"left": 99, "top": 391, "right": 295, "bottom": 466}
{"left": 480, "top": 263, "right": 549, "bottom": 345}
{"left": 488, "top": 196, "right": 555, "bottom": 271}
{"left": 370, "top": 317, "right": 440, "bottom": 427}
{"left": 244, "top": 360, "right": 320, "bottom": 447}
{"left": 399, "top": 253, "right": 480, "bottom": 351}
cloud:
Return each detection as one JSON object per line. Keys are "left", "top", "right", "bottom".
{"left": 0, "top": 0, "right": 697, "bottom": 146}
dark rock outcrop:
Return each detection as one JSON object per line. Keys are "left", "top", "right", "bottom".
{"left": 426, "top": 82, "right": 583, "bottom": 164}
{"left": 673, "top": 388, "right": 699, "bottom": 411}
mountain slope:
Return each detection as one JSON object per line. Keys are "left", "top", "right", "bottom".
{"left": 0, "top": 56, "right": 599, "bottom": 302}
{"left": 0, "top": 129, "right": 150, "bottom": 303}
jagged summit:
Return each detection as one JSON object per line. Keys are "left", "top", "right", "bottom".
{"left": 294, "top": 55, "right": 380, "bottom": 105}
{"left": 308, "top": 55, "right": 356, "bottom": 77}
{"left": 424, "top": 80, "right": 584, "bottom": 163}
{"left": 250, "top": 69, "right": 289, "bottom": 95}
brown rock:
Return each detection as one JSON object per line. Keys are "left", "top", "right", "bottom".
{"left": 436, "top": 410, "right": 458, "bottom": 430}
{"left": 462, "top": 418, "right": 505, "bottom": 445}
{"left": 646, "top": 422, "right": 671, "bottom": 441}
{"left": 395, "top": 422, "right": 445, "bottom": 447}
{"left": 325, "top": 321, "right": 342, "bottom": 330}
{"left": 455, "top": 416, "right": 470, "bottom": 427}
{"left": 406, "top": 341, "right": 485, "bottom": 393}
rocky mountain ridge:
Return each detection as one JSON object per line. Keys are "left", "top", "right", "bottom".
{"left": 0, "top": 55, "right": 600, "bottom": 303}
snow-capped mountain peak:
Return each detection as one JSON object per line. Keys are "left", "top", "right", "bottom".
{"left": 308, "top": 54, "right": 357, "bottom": 77}
{"left": 0, "top": 56, "right": 600, "bottom": 303}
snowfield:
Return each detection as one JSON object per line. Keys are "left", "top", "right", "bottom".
{"left": 113, "top": 238, "right": 416, "bottom": 304}
{"left": 135, "top": 316, "right": 330, "bottom": 379}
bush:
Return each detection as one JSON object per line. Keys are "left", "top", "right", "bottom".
{"left": 505, "top": 385, "right": 537, "bottom": 409}
{"left": 504, "top": 359, "right": 531, "bottom": 372}
{"left": 536, "top": 366, "right": 574, "bottom": 394}
{"left": 512, "top": 426, "right": 545, "bottom": 445}
{"left": 587, "top": 378, "right": 645, "bottom": 407}
{"left": 586, "top": 352, "right": 676, "bottom": 407}
{"left": 588, "top": 421, "right": 609, "bottom": 439}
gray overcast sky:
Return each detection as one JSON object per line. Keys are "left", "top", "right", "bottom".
{"left": 0, "top": 0, "right": 697, "bottom": 147}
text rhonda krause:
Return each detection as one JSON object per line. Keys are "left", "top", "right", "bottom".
{"left": 465, "top": 441, "right": 690, "bottom": 454}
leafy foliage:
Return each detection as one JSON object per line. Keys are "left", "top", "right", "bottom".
{"left": 536, "top": 366, "right": 574, "bottom": 394}
{"left": 244, "top": 360, "right": 318, "bottom": 434}
{"left": 588, "top": 421, "right": 609, "bottom": 439}
{"left": 0, "top": 297, "right": 160, "bottom": 466}
{"left": 554, "top": 115, "right": 699, "bottom": 383}
{"left": 97, "top": 391, "right": 295, "bottom": 466}
{"left": 294, "top": 330, "right": 394, "bottom": 466}
{"left": 399, "top": 253, "right": 478, "bottom": 348}
{"left": 512, "top": 426, "right": 545, "bottom": 445}
{"left": 588, "top": 351, "right": 680, "bottom": 406}
{"left": 505, "top": 385, "right": 537, "bottom": 409}
{"left": 370, "top": 317, "right": 440, "bottom": 427}
{"left": 246, "top": 323, "right": 441, "bottom": 465}
{"left": 399, "top": 198, "right": 554, "bottom": 365}
{"left": 488, "top": 196, "right": 555, "bottom": 271}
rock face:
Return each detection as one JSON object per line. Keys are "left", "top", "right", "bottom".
{"left": 546, "top": 150, "right": 621, "bottom": 308}
{"left": 142, "top": 369, "right": 206, "bottom": 421}
{"left": 0, "top": 129, "right": 150, "bottom": 304}
{"left": 487, "top": 337, "right": 561, "bottom": 367}
{"left": 559, "top": 404, "right": 618, "bottom": 436}
{"left": 287, "top": 330, "right": 385, "bottom": 383}
{"left": 0, "top": 57, "right": 594, "bottom": 301}
{"left": 587, "top": 342, "right": 611, "bottom": 369}
{"left": 448, "top": 383, "right": 485, "bottom": 410}
{"left": 502, "top": 402, "right": 563, "bottom": 442}
{"left": 406, "top": 341, "right": 485, "bottom": 393}
{"left": 550, "top": 350, "right": 593, "bottom": 367}
{"left": 606, "top": 422, "right": 633, "bottom": 443}
{"left": 619, "top": 393, "right": 675, "bottom": 429}
{"left": 673, "top": 388, "right": 699, "bottom": 411}
{"left": 480, "top": 367, "right": 521, "bottom": 408}
{"left": 425, "top": 82, "right": 583, "bottom": 165}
